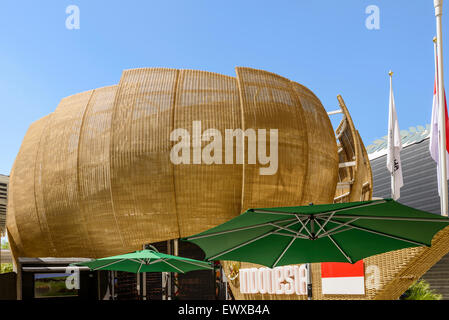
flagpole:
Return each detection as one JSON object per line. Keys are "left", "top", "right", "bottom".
{"left": 434, "top": 0, "right": 448, "bottom": 216}
{"left": 389, "top": 70, "right": 396, "bottom": 200}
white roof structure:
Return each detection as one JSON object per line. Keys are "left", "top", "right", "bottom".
{"left": 366, "top": 125, "right": 430, "bottom": 160}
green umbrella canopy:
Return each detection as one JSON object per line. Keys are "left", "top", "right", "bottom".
{"left": 182, "top": 199, "right": 449, "bottom": 268}
{"left": 71, "top": 249, "right": 213, "bottom": 273}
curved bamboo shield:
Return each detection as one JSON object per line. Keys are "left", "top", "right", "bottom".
{"left": 333, "top": 95, "right": 372, "bottom": 203}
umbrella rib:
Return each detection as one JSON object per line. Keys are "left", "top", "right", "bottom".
{"left": 92, "top": 258, "right": 127, "bottom": 271}
{"left": 252, "top": 209, "right": 307, "bottom": 216}
{"left": 185, "top": 218, "right": 297, "bottom": 240}
{"left": 207, "top": 220, "right": 300, "bottom": 261}
{"left": 315, "top": 212, "right": 336, "bottom": 237}
{"left": 148, "top": 259, "right": 163, "bottom": 265}
{"left": 322, "top": 226, "right": 355, "bottom": 238}
{"left": 137, "top": 261, "right": 144, "bottom": 273}
{"left": 315, "top": 219, "right": 352, "bottom": 263}
{"left": 325, "top": 215, "right": 449, "bottom": 223}
{"left": 327, "top": 235, "right": 353, "bottom": 263}
{"left": 295, "top": 216, "right": 313, "bottom": 238}
{"left": 323, "top": 217, "right": 430, "bottom": 247}
{"left": 272, "top": 222, "right": 309, "bottom": 239}
{"left": 160, "top": 259, "right": 185, "bottom": 274}
{"left": 272, "top": 232, "right": 309, "bottom": 239}
{"left": 269, "top": 221, "right": 301, "bottom": 235}
{"left": 315, "top": 217, "right": 359, "bottom": 239}
{"left": 252, "top": 199, "right": 386, "bottom": 217}
{"left": 167, "top": 258, "right": 213, "bottom": 270}
{"left": 272, "top": 236, "right": 296, "bottom": 268}
{"left": 129, "top": 258, "right": 143, "bottom": 264}
{"left": 207, "top": 232, "right": 273, "bottom": 261}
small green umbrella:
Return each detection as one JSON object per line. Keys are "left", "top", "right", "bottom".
{"left": 71, "top": 249, "right": 213, "bottom": 273}
{"left": 183, "top": 199, "right": 449, "bottom": 267}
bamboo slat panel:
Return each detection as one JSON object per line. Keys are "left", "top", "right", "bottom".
{"left": 236, "top": 67, "right": 338, "bottom": 209}
{"left": 334, "top": 95, "right": 372, "bottom": 203}
{"left": 78, "top": 85, "right": 123, "bottom": 257}
{"left": 173, "top": 70, "right": 242, "bottom": 236}
{"left": 8, "top": 116, "right": 53, "bottom": 257}
{"left": 40, "top": 91, "right": 95, "bottom": 257}
{"left": 6, "top": 162, "right": 22, "bottom": 256}
{"left": 290, "top": 83, "right": 339, "bottom": 204}
{"left": 110, "top": 69, "right": 180, "bottom": 248}
{"left": 34, "top": 115, "right": 57, "bottom": 256}
{"left": 12, "top": 116, "right": 51, "bottom": 257}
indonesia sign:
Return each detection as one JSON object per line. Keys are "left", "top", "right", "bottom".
{"left": 239, "top": 265, "right": 308, "bottom": 295}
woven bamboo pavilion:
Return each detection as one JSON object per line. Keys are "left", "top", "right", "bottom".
{"left": 7, "top": 67, "right": 449, "bottom": 300}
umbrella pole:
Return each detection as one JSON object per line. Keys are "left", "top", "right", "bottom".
{"left": 173, "top": 239, "right": 179, "bottom": 300}
{"left": 136, "top": 270, "right": 141, "bottom": 300}
{"left": 142, "top": 244, "right": 147, "bottom": 300}
{"left": 307, "top": 263, "right": 313, "bottom": 300}
{"left": 167, "top": 240, "right": 172, "bottom": 300}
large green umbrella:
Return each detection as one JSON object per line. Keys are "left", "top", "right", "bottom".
{"left": 183, "top": 199, "right": 449, "bottom": 267}
{"left": 71, "top": 249, "right": 213, "bottom": 273}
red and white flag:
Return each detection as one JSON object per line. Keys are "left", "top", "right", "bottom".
{"left": 429, "top": 44, "right": 449, "bottom": 195}
{"left": 321, "top": 261, "right": 365, "bottom": 295}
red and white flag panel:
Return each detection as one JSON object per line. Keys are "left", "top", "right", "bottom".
{"left": 321, "top": 261, "right": 365, "bottom": 295}
{"left": 429, "top": 43, "right": 449, "bottom": 194}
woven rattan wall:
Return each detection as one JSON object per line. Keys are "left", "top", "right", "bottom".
{"left": 6, "top": 67, "right": 339, "bottom": 259}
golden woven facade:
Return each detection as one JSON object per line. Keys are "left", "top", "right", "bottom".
{"left": 8, "top": 66, "right": 449, "bottom": 300}
{"left": 7, "top": 67, "right": 339, "bottom": 259}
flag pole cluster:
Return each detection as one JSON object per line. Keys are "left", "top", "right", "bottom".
{"left": 429, "top": 38, "right": 449, "bottom": 201}
{"left": 431, "top": 0, "right": 448, "bottom": 216}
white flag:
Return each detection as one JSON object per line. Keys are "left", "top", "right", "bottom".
{"left": 386, "top": 74, "right": 403, "bottom": 200}
{"left": 429, "top": 44, "right": 449, "bottom": 195}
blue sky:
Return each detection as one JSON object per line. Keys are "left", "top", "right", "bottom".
{"left": 0, "top": 1, "right": 447, "bottom": 174}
